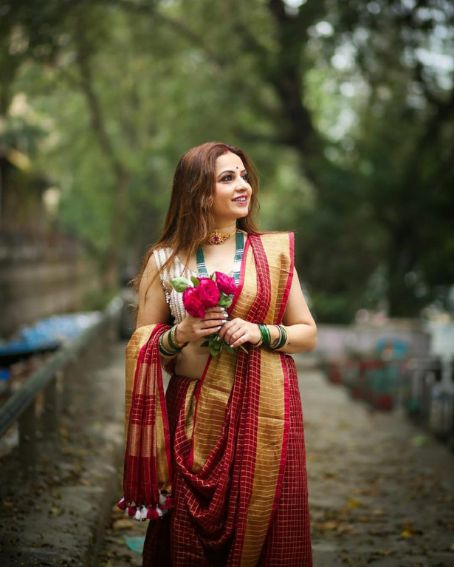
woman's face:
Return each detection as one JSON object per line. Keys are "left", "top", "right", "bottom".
{"left": 212, "top": 151, "right": 252, "bottom": 226}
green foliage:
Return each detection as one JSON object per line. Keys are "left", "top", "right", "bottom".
{"left": 218, "top": 293, "right": 233, "bottom": 309}
{"left": 1, "top": 0, "right": 452, "bottom": 321}
{"left": 170, "top": 277, "right": 192, "bottom": 292}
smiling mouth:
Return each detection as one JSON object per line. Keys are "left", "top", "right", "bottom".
{"left": 232, "top": 196, "right": 248, "bottom": 203}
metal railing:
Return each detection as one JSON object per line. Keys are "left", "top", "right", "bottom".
{"left": 0, "top": 296, "right": 123, "bottom": 474}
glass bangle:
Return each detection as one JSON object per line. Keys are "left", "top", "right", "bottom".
{"left": 270, "top": 325, "right": 281, "bottom": 349}
{"left": 258, "top": 324, "right": 271, "bottom": 346}
{"left": 167, "top": 326, "right": 183, "bottom": 351}
{"left": 159, "top": 334, "right": 178, "bottom": 356}
{"left": 269, "top": 325, "right": 288, "bottom": 350}
{"left": 264, "top": 325, "right": 272, "bottom": 345}
{"left": 281, "top": 326, "right": 288, "bottom": 347}
{"left": 275, "top": 325, "right": 288, "bottom": 349}
{"left": 276, "top": 325, "right": 286, "bottom": 348}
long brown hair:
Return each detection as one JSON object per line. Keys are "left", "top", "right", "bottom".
{"left": 132, "top": 141, "right": 261, "bottom": 298}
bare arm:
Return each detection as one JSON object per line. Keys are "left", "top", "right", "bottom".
{"left": 277, "top": 267, "right": 317, "bottom": 354}
{"left": 135, "top": 254, "right": 171, "bottom": 328}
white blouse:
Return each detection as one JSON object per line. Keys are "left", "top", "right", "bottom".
{"left": 153, "top": 248, "right": 193, "bottom": 324}
{"left": 152, "top": 232, "right": 246, "bottom": 324}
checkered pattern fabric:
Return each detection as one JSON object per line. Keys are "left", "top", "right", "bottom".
{"left": 139, "top": 233, "right": 312, "bottom": 566}
{"left": 121, "top": 323, "right": 174, "bottom": 519}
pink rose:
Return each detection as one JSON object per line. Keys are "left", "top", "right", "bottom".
{"left": 183, "top": 286, "right": 206, "bottom": 318}
{"left": 214, "top": 272, "right": 237, "bottom": 295}
{"left": 197, "top": 277, "right": 221, "bottom": 309}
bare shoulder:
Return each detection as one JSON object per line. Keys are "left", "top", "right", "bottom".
{"left": 139, "top": 250, "right": 159, "bottom": 291}
{"left": 139, "top": 246, "right": 175, "bottom": 304}
{"left": 136, "top": 248, "right": 170, "bottom": 327}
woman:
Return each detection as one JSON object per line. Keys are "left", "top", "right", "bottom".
{"left": 120, "top": 141, "right": 317, "bottom": 566}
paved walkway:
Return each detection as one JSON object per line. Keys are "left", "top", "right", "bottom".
{"left": 301, "top": 358, "right": 454, "bottom": 566}
{"left": 98, "top": 356, "right": 454, "bottom": 566}
{"left": 0, "top": 341, "right": 125, "bottom": 566}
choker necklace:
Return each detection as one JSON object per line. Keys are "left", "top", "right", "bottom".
{"left": 206, "top": 229, "right": 236, "bottom": 245}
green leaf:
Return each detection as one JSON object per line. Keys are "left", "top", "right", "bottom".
{"left": 170, "top": 277, "right": 192, "bottom": 292}
{"left": 218, "top": 293, "right": 233, "bottom": 308}
{"left": 209, "top": 341, "right": 222, "bottom": 356}
{"left": 191, "top": 275, "right": 200, "bottom": 287}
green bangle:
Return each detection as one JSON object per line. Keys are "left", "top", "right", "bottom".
{"left": 159, "top": 333, "right": 178, "bottom": 356}
{"left": 270, "top": 325, "right": 281, "bottom": 349}
{"left": 264, "top": 325, "right": 272, "bottom": 345}
{"left": 258, "top": 324, "right": 271, "bottom": 346}
{"left": 167, "top": 326, "right": 183, "bottom": 351}
{"left": 272, "top": 325, "right": 287, "bottom": 350}
{"left": 280, "top": 326, "right": 288, "bottom": 348}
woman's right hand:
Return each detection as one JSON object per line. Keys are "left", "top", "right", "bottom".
{"left": 175, "top": 307, "right": 228, "bottom": 345}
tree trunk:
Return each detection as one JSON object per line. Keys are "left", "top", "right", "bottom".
{"left": 73, "top": 19, "right": 130, "bottom": 291}
{"left": 386, "top": 225, "right": 422, "bottom": 317}
{"left": 103, "top": 169, "right": 129, "bottom": 289}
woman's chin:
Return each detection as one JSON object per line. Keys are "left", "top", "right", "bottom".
{"left": 232, "top": 207, "right": 249, "bottom": 219}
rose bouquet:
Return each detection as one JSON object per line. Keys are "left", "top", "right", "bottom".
{"left": 170, "top": 271, "right": 247, "bottom": 356}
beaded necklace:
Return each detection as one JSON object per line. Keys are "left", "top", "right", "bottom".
{"left": 195, "top": 230, "right": 245, "bottom": 286}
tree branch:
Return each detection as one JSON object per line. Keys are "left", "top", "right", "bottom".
{"left": 73, "top": 22, "right": 127, "bottom": 182}
{"left": 265, "top": 0, "right": 325, "bottom": 159}
{"left": 95, "top": 0, "right": 226, "bottom": 69}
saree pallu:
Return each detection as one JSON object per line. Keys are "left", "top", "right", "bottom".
{"left": 122, "top": 232, "right": 313, "bottom": 566}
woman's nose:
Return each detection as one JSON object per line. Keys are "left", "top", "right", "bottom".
{"left": 236, "top": 176, "right": 248, "bottom": 188}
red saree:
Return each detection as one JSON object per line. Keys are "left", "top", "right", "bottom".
{"left": 121, "top": 232, "right": 312, "bottom": 566}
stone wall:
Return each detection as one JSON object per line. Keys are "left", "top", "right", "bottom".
{"left": 0, "top": 229, "right": 101, "bottom": 337}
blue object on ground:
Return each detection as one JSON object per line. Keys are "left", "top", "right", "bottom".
{"left": 0, "top": 368, "right": 11, "bottom": 380}
{"left": 122, "top": 535, "right": 145, "bottom": 553}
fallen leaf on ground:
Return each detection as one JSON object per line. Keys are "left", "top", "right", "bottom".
{"left": 411, "top": 435, "right": 430, "bottom": 447}
{"left": 346, "top": 497, "right": 362, "bottom": 509}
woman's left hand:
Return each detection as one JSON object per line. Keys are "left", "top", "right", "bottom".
{"left": 217, "top": 317, "right": 261, "bottom": 349}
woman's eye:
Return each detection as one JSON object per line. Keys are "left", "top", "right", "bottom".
{"left": 220, "top": 173, "right": 249, "bottom": 182}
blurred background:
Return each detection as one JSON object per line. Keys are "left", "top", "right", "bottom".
{"left": 0, "top": 1, "right": 453, "bottom": 565}
{"left": 1, "top": 0, "right": 453, "bottom": 325}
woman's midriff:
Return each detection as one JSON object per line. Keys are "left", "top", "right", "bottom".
{"left": 173, "top": 340, "right": 210, "bottom": 380}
